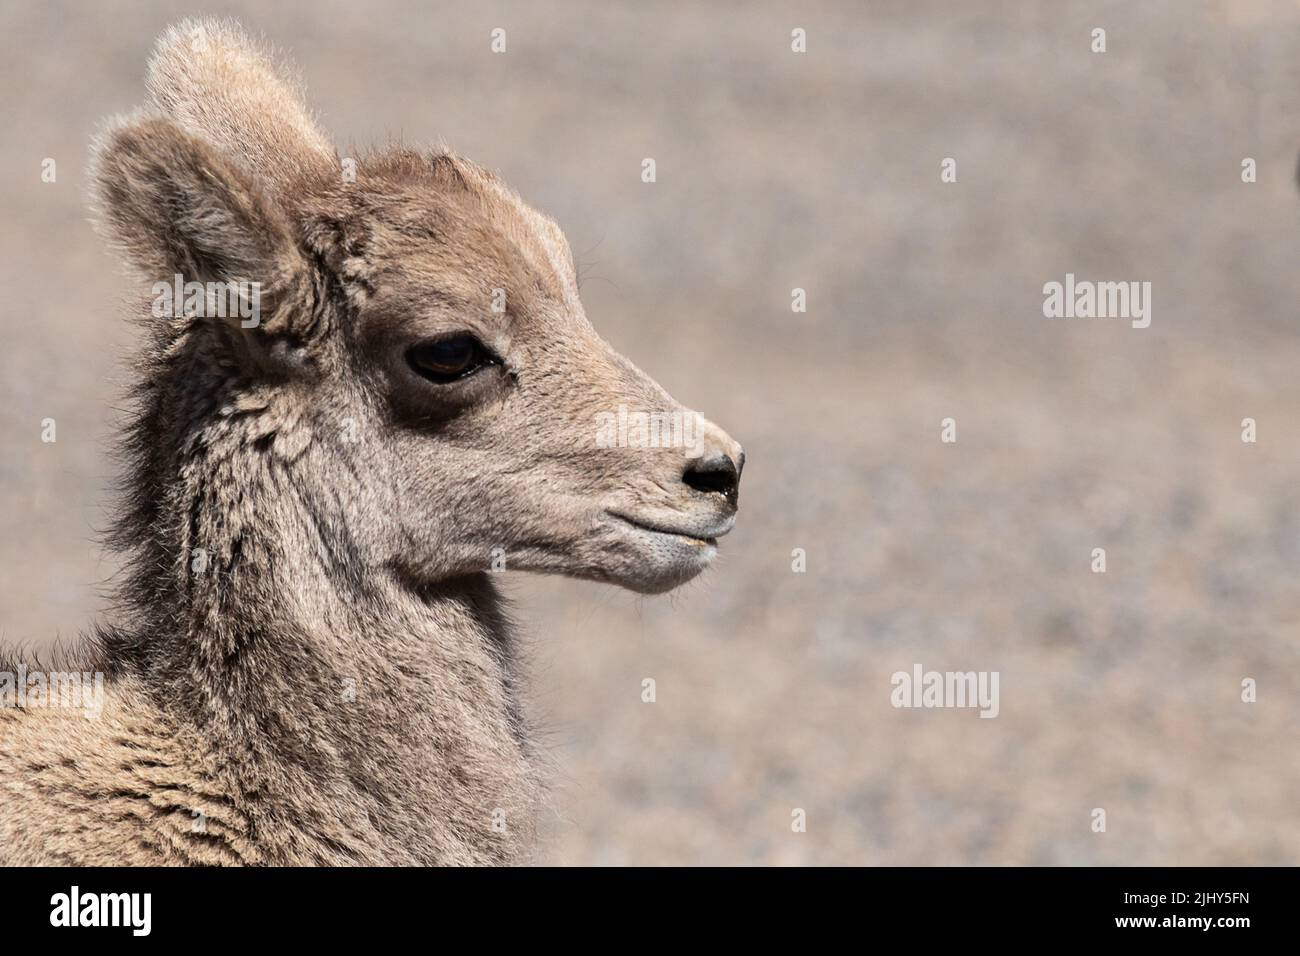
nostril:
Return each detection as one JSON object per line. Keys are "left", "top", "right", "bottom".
{"left": 683, "top": 453, "right": 739, "bottom": 503}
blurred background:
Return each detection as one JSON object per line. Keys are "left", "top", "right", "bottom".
{"left": 2, "top": 0, "right": 1298, "bottom": 864}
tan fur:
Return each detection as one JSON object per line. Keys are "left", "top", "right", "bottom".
{"left": 0, "top": 18, "right": 742, "bottom": 865}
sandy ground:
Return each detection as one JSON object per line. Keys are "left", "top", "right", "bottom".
{"left": 1, "top": 0, "right": 1298, "bottom": 864}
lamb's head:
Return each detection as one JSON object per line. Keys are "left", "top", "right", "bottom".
{"left": 92, "top": 19, "right": 743, "bottom": 596}
{"left": 301, "top": 150, "right": 745, "bottom": 595}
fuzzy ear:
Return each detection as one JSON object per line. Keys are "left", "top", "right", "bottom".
{"left": 146, "top": 18, "right": 336, "bottom": 196}
{"left": 91, "top": 115, "right": 316, "bottom": 343}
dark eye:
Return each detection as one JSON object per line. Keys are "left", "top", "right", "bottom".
{"left": 407, "top": 335, "right": 495, "bottom": 383}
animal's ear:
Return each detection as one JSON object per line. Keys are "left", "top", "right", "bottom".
{"left": 146, "top": 18, "right": 337, "bottom": 197}
{"left": 91, "top": 115, "right": 316, "bottom": 344}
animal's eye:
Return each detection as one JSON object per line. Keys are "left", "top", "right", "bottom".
{"left": 407, "top": 335, "right": 495, "bottom": 384}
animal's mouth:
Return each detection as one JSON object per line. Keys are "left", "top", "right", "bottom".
{"left": 606, "top": 511, "right": 734, "bottom": 545}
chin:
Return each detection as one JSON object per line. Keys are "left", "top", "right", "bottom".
{"left": 577, "top": 511, "right": 726, "bottom": 593}
{"left": 607, "top": 545, "right": 719, "bottom": 594}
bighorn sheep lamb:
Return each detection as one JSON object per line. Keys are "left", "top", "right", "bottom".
{"left": 0, "top": 18, "right": 743, "bottom": 865}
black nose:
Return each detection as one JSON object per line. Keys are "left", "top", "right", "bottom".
{"left": 683, "top": 452, "right": 741, "bottom": 506}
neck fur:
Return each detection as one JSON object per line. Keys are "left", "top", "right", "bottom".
{"left": 101, "top": 347, "right": 536, "bottom": 863}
